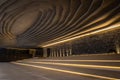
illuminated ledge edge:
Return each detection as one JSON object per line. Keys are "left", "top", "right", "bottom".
{"left": 39, "top": 24, "right": 120, "bottom": 47}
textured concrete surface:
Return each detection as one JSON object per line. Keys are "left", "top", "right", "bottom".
{"left": 0, "top": 63, "right": 95, "bottom": 80}
{"left": 0, "top": 54, "right": 120, "bottom": 80}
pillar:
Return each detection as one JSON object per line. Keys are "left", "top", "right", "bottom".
{"left": 43, "top": 48, "right": 47, "bottom": 57}
{"left": 115, "top": 40, "right": 120, "bottom": 54}
{"left": 50, "top": 49, "right": 52, "bottom": 57}
{"left": 62, "top": 48, "right": 65, "bottom": 57}
{"left": 69, "top": 48, "right": 72, "bottom": 55}
{"left": 29, "top": 49, "right": 36, "bottom": 58}
{"left": 51, "top": 49, "right": 54, "bottom": 57}
{"left": 54, "top": 49, "right": 56, "bottom": 57}
{"left": 59, "top": 49, "right": 62, "bottom": 57}
{"left": 56, "top": 49, "right": 59, "bottom": 57}
{"left": 66, "top": 48, "right": 69, "bottom": 56}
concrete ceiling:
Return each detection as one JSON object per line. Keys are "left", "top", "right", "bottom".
{"left": 0, "top": 0, "right": 120, "bottom": 48}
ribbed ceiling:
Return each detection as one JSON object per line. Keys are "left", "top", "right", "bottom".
{"left": 0, "top": 0, "right": 120, "bottom": 48}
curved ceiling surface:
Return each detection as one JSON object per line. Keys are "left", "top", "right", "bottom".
{"left": 0, "top": 0, "right": 120, "bottom": 48}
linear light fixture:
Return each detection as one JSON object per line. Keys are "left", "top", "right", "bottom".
{"left": 12, "top": 62, "right": 119, "bottom": 80}
{"left": 41, "top": 23, "right": 120, "bottom": 47}
{"left": 27, "top": 60, "right": 120, "bottom": 62}
{"left": 28, "top": 61, "right": 120, "bottom": 71}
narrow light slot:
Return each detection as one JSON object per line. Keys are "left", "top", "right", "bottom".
{"left": 28, "top": 62, "right": 120, "bottom": 71}
{"left": 23, "top": 60, "right": 120, "bottom": 62}
{"left": 42, "top": 24, "right": 120, "bottom": 47}
{"left": 12, "top": 62, "right": 119, "bottom": 80}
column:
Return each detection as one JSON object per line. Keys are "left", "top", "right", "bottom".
{"left": 69, "top": 48, "right": 72, "bottom": 55}
{"left": 29, "top": 49, "right": 36, "bottom": 58}
{"left": 51, "top": 49, "right": 54, "bottom": 57}
{"left": 59, "top": 48, "right": 62, "bottom": 57}
{"left": 43, "top": 48, "right": 47, "bottom": 57}
{"left": 56, "top": 49, "right": 59, "bottom": 57}
{"left": 66, "top": 48, "right": 69, "bottom": 56}
{"left": 115, "top": 40, "right": 120, "bottom": 54}
{"left": 54, "top": 49, "right": 56, "bottom": 57}
{"left": 62, "top": 48, "right": 65, "bottom": 57}
{"left": 56, "top": 49, "right": 58, "bottom": 57}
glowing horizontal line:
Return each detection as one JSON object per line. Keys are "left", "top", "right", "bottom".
{"left": 40, "top": 13, "right": 119, "bottom": 44}
{"left": 28, "top": 62, "right": 120, "bottom": 71}
{"left": 24, "top": 60, "right": 120, "bottom": 62}
{"left": 7, "top": 48, "right": 28, "bottom": 50}
{"left": 12, "top": 62, "right": 119, "bottom": 80}
{"left": 42, "top": 24, "right": 120, "bottom": 47}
